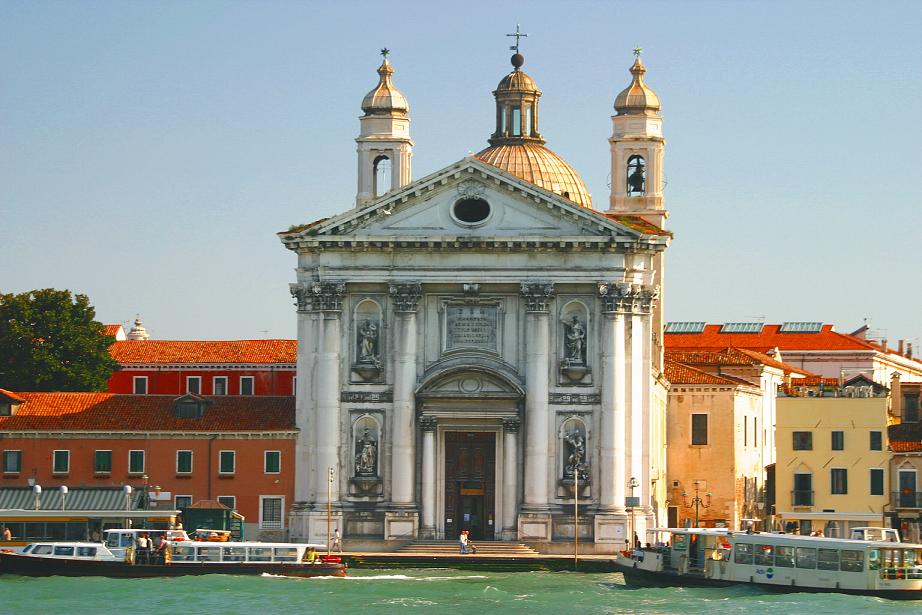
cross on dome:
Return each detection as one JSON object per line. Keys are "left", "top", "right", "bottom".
{"left": 380, "top": 47, "right": 390, "bottom": 59}
{"left": 506, "top": 24, "right": 528, "bottom": 54}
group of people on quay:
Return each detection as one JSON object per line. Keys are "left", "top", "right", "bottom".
{"left": 458, "top": 530, "right": 477, "bottom": 555}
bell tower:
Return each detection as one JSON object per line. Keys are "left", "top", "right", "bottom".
{"left": 607, "top": 50, "right": 665, "bottom": 229}
{"left": 356, "top": 49, "right": 413, "bottom": 208}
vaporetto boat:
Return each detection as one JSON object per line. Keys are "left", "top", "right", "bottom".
{"left": 0, "top": 529, "right": 346, "bottom": 578}
{"left": 614, "top": 527, "right": 922, "bottom": 600}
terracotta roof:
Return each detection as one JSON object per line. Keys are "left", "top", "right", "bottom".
{"left": 110, "top": 340, "right": 297, "bottom": 364}
{"left": 0, "top": 393, "right": 296, "bottom": 432}
{"left": 102, "top": 324, "right": 123, "bottom": 337}
{"left": 891, "top": 441, "right": 922, "bottom": 452}
{"left": 787, "top": 376, "right": 840, "bottom": 386}
{"left": 664, "top": 360, "right": 746, "bottom": 386}
{"left": 665, "top": 347, "right": 815, "bottom": 377}
{"left": 664, "top": 324, "right": 879, "bottom": 352}
{"left": 602, "top": 213, "right": 672, "bottom": 237}
{"left": 0, "top": 389, "right": 25, "bottom": 403}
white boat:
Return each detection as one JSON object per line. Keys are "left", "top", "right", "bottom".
{"left": 614, "top": 527, "right": 922, "bottom": 600}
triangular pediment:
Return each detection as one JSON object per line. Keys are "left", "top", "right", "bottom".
{"left": 280, "top": 158, "right": 669, "bottom": 250}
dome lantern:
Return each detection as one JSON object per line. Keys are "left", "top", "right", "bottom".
{"left": 614, "top": 52, "right": 661, "bottom": 116}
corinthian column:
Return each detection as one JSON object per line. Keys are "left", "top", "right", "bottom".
{"left": 389, "top": 282, "right": 422, "bottom": 507}
{"left": 502, "top": 417, "right": 521, "bottom": 538}
{"left": 520, "top": 282, "right": 554, "bottom": 510}
{"left": 599, "top": 282, "right": 627, "bottom": 512}
{"left": 419, "top": 416, "right": 438, "bottom": 537}
{"left": 311, "top": 281, "right": 346, "bottom": 505}
{"left": 290, "top": 284, "right": 316, "bottom": 504}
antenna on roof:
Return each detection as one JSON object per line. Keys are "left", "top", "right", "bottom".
{"left": 258, "top": 329, "right": 269, "bottom": 339}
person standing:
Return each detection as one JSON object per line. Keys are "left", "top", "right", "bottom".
{"left": 331, "top": 528, "right": 343, "bottom": 554}
{"left": 459, "top": 530, "right": 469, "bottom": 554}
{"left": 136, "top": 532, "right": 151, "bottom": 565}
{"left": 1, "top": 526, "right": 11, "bottom": 542}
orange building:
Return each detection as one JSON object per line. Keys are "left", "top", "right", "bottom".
{"left": 0, "top": 390, "right": 296, "bottom": 539}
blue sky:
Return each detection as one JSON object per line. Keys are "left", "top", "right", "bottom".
{"left": 2, "top": 1, "right": 920, "bottom": 348}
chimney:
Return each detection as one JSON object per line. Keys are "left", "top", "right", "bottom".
{"left": 908, "top": 343, "right": 914, "bottom": 359}
{"left": 899, "top": 340, "right": 904, "bottom": 355}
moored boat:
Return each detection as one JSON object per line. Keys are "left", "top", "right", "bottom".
{"left": 614, "top": 528, "right": 922, "bottom": 600}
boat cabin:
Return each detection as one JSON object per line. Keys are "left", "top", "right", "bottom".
{"left": 16, "top": 542, "right": 117, "bottom": 561}
{"left": 169, "top": 542, "right": 327, "bottom": 564}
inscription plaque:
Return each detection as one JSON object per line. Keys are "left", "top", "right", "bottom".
{"left": 446, "top": 305, "right": 498, "bottom": 351}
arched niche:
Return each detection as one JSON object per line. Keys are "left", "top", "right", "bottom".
{"left": 559, "top": 300, "right": 589, "bottom": 367}
{"left": 352, "top": 299, "right": 383, "bottom": 381}
{"left": 352, "top": 414, "right": 381, "bottom": 478}
{"left": 558, "top": 416, "right": 589, "bottom": 482}
{"left": 626, "top": 154, "right": 646, "bottom": 196}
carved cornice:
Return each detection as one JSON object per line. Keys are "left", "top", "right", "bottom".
{"left": 502, "top": 417, "right": 521, "bottom": 433}
{"left": 389, "top": 282, "right": 422, "bottom": 313}
{"left": 419, "top": 416, "right": 438, "bottom": 432}
{"left": 290, "top": 284, "right": 313, "bottom": 313}
{"left": 520, "top": 282, "right": 555, "bottom": 312}
{"left": 598, "top": 282, "right": 659, "bottom": 314}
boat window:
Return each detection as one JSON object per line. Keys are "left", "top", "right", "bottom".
{"left": 32, "top": 545, "right": 53, "bottom": 555}
{"left": 868, "top": 549, "right": 880, "bottom": 570}
{"left": 734, "top": 543, "right": 754, "bottom": 565}
{"left": 754, "top": 544, "right": 774, "bottom": 566}
{"left": 774, "top": 545, "right": 795, "bottom": 567}
{"left": 172, "top": 545, "right": 195, "bottom": 562}
{"left": 21, "top": 544, "right": 33, "bottom": 553}
{"left": 273, "top": 547, "right": 299, "bottom": 562}
{"left": 672, "top": 534, "right": 688, "bottom": 551}
{"left": 222, "top": 546, "right": 246, "bottom": 562}
{"left": 248, "top": 547, "right": 272, "bottom": 562}
{"left": 796, "top": 547, "right": 817, "bottom": 569}
{"left": 76, "top": 547, "right": 97, "bottom": 557}
{"left": 882, "top": 549, "right": 899, "bottom": 568}
{"left": 196, "top": 546, "right": 222, "bottom": 562}
{"left": 120, "top": 534, "right": 134, "bottom": 548}
{"left": 53, "top": 546, "right": 74, "bottom": 556}
{"left": 105, "top": 534, "right": 120, "bottom": 548}
{"left": 817, "top": 548, "right": 839, "bottom": 571}
{"left": 840, "top": 550, "right": 864, "bottom": 572}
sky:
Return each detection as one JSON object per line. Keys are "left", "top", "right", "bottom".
{"left": 2, "top": 1, "right": 921, "bottom": 347}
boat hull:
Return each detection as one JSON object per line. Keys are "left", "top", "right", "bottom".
{"left": 0, "top": 553, "right": 346, "bottom": 578}
{"left": 616, "top": 562, "right": 921, "bottom": 601}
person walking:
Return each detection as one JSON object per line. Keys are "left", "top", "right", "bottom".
{"left": 331, "top": 528, "right": 343, "bottom": 554}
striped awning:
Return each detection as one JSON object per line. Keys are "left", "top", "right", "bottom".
{"left": 0, "top": 487, "right": 145, "bottom": 511}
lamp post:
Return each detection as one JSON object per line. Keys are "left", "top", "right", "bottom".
{"left": 59, "top": 485, "right": 68, "bottom": 511}
{"left": 682, "top": 480, "right": 712, "bottom": 528}
{"left": 32, "top": 484, "right": 41, "bottom": 511}
{"left": 628, "top": 477, "right": 640, "bottom": 548}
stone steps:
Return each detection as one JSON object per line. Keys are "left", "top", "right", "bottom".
{"left": 396, "top": 540, "right": 540, "bottom": 555}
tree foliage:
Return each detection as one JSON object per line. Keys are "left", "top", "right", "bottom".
{"left": 0, "top": 289, "right": 118, "bottom": 392}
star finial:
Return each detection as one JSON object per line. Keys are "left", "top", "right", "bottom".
{"left": 633, "top": 46, "right": 643, "bottom": 58}
{"left": 380, "top": 48, "right": 390, "bottom": 59}
{"left": 506, "top": 24, "right": 528, "bottom": 54}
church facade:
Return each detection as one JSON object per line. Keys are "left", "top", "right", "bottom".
{"left": 280, "top": 48, "right": 672, "bottom": 548}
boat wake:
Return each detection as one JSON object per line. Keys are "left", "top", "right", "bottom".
{"left": 260, "top": 572, "right": 489, "bottom": 581}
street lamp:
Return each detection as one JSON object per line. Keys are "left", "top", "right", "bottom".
{"left": 628, "top": 477, "right": 640, "bottom": 548}
{"left": 682, "top": 480, "right": 712, "bottom": 528}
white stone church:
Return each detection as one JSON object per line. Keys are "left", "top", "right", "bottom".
{"left": 280, "top": 46, "right": 672, "bottom": 550}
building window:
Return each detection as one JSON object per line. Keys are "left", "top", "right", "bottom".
{"left": 793, "top": 431, "right": 813, "bottom": 450}
{"left": 793, "top": 472, "right": 813, "bottom": 505}
{"left": 904, "top": 394, "right": 920, "bottom": 422}
{"left": 831, "top": 468, "right": 848, "bottom": 495}
{"left": 186, "top": 376, "right": 201, "bottom": 395}
{"left": 691, "top": 414, "right": 708, "bottom": 445}
{"left": 2, "top": 450, "right": 22, "bottom": 473}
{"left": 176, "top": 450, "right": 193, "bottom": 474}
{"left": 53, "top": 450, "right": 70, "bottom": 474}
{"left": 240, "top": 376, "right": 254, "bottom": 396}
{"left": 260, "top": 496, "right": 284, "bottom": 529}
{"left": 754, "top": 417, "right": 758, "bottom": 447}
{"left": 219, "top": 450, "right": 235, "bottom": 475}
{"left": 128, "top": 450, "right": 145, "bottom": 475}
{"left": 133, "top": 376, "right": 148, "bottom": 394}
{"left": 94, "top": 450, "right": 112, "bottom": 474}
{"left": 831, "top": 431, "right": 844, "bottom": 451}
{"left": 175, "top": 495, "right": 192, "bottom": 509}
{"left": 869, "top": 431, "right": 882, "bottom": 451}
{"left": 217, "top": 495, "right": 236, "bottom": 511}
{"left": 744, "top": 416, "right": 748, "bottom": 447}
{"left": 870, "top": 468, "right": 884, "bottom": 496}
{"left": 264, "top": 450, "right": 281, "bottom": 474}
{"left": 213, "top": 376, "right": 228, "bottom": 396}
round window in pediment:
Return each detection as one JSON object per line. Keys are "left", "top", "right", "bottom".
{"left": 452, "top": 198, "right": 491, "bottom": 226}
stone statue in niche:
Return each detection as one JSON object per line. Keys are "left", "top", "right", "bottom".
{"left": 563, "top": 430, "right": 589, "bottom": 481}
{"left": 354, "top": 428, "right": 378, "bottom": 477}
{"left": 563, "top": 315, "right": 587, "bottom": 365}
{"left": 357, "top": 319, "right": 380, "bottom": 365}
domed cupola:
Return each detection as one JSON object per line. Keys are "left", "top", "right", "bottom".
{"left": 361, "top": 56, "right": 409, "bottom": 116}
{"left": 614, "top": 56, "right": 660, "bottom": 116}
{"left": 476, "top": 50, "right": 593, "bottom": 209}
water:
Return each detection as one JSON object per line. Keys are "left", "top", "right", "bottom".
{"left": 0, "top": 569, "right": 917, "bottom": 615}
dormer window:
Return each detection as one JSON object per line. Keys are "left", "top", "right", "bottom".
{"left": 0, "top": 390, "right": 25, "bottom": 416}
{"left": 0, "top": 404, "right": 11, "bottom": 417}
{"left": 173, "top": 394, "right": 210, "bottom": 419}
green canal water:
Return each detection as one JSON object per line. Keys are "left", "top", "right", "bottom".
{"left": 0, "top": 569, "right": 918, "bottom": 615}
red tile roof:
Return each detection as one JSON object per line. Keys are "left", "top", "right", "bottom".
{"left": 0, "top": 393, "right": 295, "bottom": 432}
{"left": 664, "top": 360, "right": 750, "bottom": 386}
{"left": 665, "top": 324, "right": 878, "bottom": 352}
{"left": 102, "top": 324, "right": 123, "bottom": 337}
{"left": 0, "top": 389, "right": 26, "bottom": 403}
{"left": 110, "top": 340, "right": 297, "bottom": 364}
{"left": 891, "top": 441, "right": 922, "bottom": 452}
{"left": 665, "top": 347, "right": 815, "bottom": 377}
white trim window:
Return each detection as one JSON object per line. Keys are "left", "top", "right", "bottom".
{"left": 240, "top": 376, "right": 255, "bottom": 396}
{"left": 52, "top": 449, "right": 70, "bottom": 474}
{"left": 218, "top": 450, "right": 235, "bottom": 475}
{"left": 94, "top": 450, "right": 113, "bottom": 474}
{"left": 264, "top": 450, "right": 281, "bottom": 474}
{"left": 133, "top": 376, "right": 148, "bottom": 394}
{"left": 186, "top": 376, "right": 201, "bottom": 395}
{"left": 176, "top": 450, "right": 193, "bottom": 474}
{"left": 175, "top": 495, "right": 193, "bottom": 509}
{"left": 2, "top": 450, "right": 22, "bottom": 474}
{"left": 213, "top": 376, "right": 228, "bottom": 396}
{"left": 128, "top": 450, "right": 145, "bottom": 475}
{"left": 259, "top": 496, "right": 285, "bottom": 529}
{"left": 217, "top": 495, "right": 236, "bottom": 511}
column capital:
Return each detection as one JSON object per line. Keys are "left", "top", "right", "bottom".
{"left": 290, "top": 283, "right": 313, "bottom": 313}
{"left": 598, "top": 282, "right": 658, "bottom": 314}
{"left": 389, "top": 282, "right": 423, "bottom": 313}
{"left": 292, "top": 281, "right": 346, "bottom": 312}
{"left": 419, "top": 416, "right": 438, "bottom": 432}
{"left": 502, "top": 417, "right": 521, "bottom": 434}
{"left": 520, "top": 281, "right": 555, "bottom": 312}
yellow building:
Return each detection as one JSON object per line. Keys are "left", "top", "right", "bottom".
{"left": 775, "top": 396, "right": 890, "bottom": 536}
